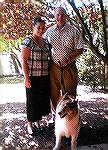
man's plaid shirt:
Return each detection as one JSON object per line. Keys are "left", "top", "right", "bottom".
{"left": 21, "top": 37, "right": 51, "bottom": 76}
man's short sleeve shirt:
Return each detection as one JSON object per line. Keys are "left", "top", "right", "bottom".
{"left": 45, "top": 23, "right": 83, "bottom": 66}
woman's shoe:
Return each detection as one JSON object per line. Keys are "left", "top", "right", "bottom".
{"left": 34, "top": 121, "right": 40, "bottom": 128}
{"left": 27, "top": 125, "right": 33, "bottom": 135}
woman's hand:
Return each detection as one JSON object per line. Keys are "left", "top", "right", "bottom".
{"left": 24, "top": 78, "right": 31, "bottom": 88}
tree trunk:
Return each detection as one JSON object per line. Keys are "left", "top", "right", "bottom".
{"left": 105, "top": 11, "right": 108, "bottom": 90}
{"left": 105, "top": 63, "right": 108, "bottom": 90}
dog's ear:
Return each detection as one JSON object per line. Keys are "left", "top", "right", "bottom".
{"left": 57, "top": 92, "right": 68, "bottom": 108}
{"left": 74, "top": 99, "right": 78, "bottom": 103}
{"left": 65, "top": 95, "right": 78, "bottom": 102}
{"left": 68, "top": 95, "right": 76, "bottom": 102}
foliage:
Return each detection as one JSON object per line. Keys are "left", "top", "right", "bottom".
{"left": 1, "top": 0, "right": 108, "bottom": 89}
{"left": 77, "top": 49, "right": 105, "bottom": 90}
{"left": 66, "top": 0, "right": 108, "bottom": 90}
{"left": 1, "top": 0, "right": 48, "bottom": 75}
{"left": 0, "top": 37, "right": 23, "bottom": 75}
{"left": 0, "top": 37, "right": 9, "bottom": 53}
{"left": 2, "top": 1, "right": 47, "bottom": 39}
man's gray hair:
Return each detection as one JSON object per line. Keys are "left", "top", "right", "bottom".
{"left": 54, "top": 6, "right": 67, "bottom": 15}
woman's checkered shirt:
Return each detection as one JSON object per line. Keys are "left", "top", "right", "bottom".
{"left": 21, "top": 37, "right": 51, "bottom": 76}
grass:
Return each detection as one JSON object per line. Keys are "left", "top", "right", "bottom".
{"left": 0, "top": 76, "right": 24, "bottom": 84}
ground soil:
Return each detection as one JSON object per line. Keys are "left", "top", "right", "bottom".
{"left": 1, "top": 97, "right": 108, "bottom": 150}
{"left": 0, "top": 82, "right": 108, "bottom": 149}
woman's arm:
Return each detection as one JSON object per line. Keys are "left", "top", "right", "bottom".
{"left": 21, "top": 48, "right": 31, "bottom": 88}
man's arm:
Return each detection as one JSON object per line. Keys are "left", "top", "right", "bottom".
{"left": 68, "top": 48, "right": 83, "bottom": 61}
{"left": 64, "top": 48, "right": 83, "bottom": 66}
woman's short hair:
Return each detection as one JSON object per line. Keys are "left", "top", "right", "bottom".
{"left": 33, "top": 17, "right": 45, "bottom": 26}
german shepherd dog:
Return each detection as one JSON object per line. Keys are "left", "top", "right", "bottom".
{"left": 53, "top": 93, "right": 80, "bottom": 150}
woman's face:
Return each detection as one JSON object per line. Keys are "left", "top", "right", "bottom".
{"left": 33, "top": 22, "right": 45, "bottom": 37}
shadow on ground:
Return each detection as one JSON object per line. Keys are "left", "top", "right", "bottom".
{"left": 1, "top": 98, "right": 108, "bottom": 150}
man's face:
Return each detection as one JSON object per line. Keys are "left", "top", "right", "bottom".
{"left": 54, "top": 8, "right": 67, "bottom": 27}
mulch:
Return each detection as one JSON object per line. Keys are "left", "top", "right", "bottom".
{"left": 1, "top": 97, "right": 108, "bottom": 150}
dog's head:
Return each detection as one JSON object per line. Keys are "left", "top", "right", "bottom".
{"left": 57, "top": 93, "right": 78, "bottom": 119}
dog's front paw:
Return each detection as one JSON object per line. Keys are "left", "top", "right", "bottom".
{"left": 71, "top": 144, "right": 77, "bottom": 150}
{"left": 71, "top": 146, "right": 77, "bottom": 150}
{"left": 53, "top": 146, "right": 60, "bottom": 150}
{"left": 71, "top": 141, "right": 77, "bottom": 150}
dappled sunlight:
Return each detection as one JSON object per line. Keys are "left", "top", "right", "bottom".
{"left": 79, "top": 98, "right": 108, "bottom": 129}
{"left": 77, "top": 85, "right": 106, "bottom": 101}
{"left": 1, "top": 84, "right": 108, "bottom": 149}
{"left": 3, "top": 113, "right": 26, "bottom": 120}
{"left": 2, "top": 98, "right": 108, "bottom": 149}
{"left": 0, "top": 83, "right": 26, "bottom": 104}
{"left": 2, "top": 102, "right": 54, "bottom": 149}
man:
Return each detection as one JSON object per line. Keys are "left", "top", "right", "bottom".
{"left": 45, "top": 7, "right": 83, "bottom": 110}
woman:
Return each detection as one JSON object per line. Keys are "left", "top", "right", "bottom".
{"left": 21, "top": 17, "right": 51, "bottom": 135}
